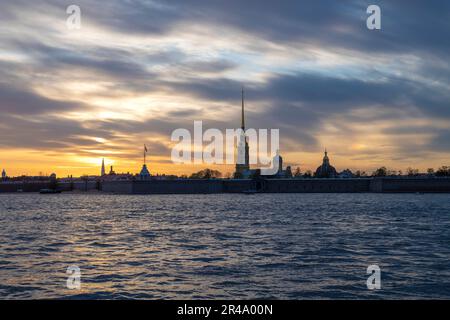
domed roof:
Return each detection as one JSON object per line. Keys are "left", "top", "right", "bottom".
{"left": 315, "top": 150, "right": 337, "bottom": 178}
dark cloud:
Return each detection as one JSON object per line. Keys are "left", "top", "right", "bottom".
{"left": 8, "top": 41, "right": 154, "bottom": 80}
{"left": 0, "top": 83, "right": 85, "bottom": 115}
{"left": 428, "top": 130, "right": 450, "bottom": 153}
{"left": 4, "top": 0, "right": 450, "bottom": 61}
{"left": 385, "top": 126, "right": 450, "bottom": 154}
{"left": 0, "top": 114, "right": 111, "bottom": 149}
{"left": 1, "top": 0, "right": 450, "bottom": 170}
{"left": 158, "top": 69, "right": 449, "bottom": 148}
{"left": 43, "top": 0, "right": 449, "bottom": 59}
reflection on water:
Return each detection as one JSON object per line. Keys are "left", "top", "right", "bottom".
{"left": 0, "top": 193, "right": 449, "bottom": 299}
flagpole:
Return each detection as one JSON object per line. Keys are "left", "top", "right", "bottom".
{"left": 144, "top": 145, "right": 146, "bottom": 165}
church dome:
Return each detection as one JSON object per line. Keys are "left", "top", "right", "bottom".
{"left": 314, "top": 150, "right": 337, "bottom": 178}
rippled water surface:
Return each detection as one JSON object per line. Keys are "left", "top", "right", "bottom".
{"left": 0, "top": 193, "right": 449, "bottom": 299}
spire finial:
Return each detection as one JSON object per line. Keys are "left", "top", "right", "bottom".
{"left": 241, "top": 87, "right": 245, "bottom": 130}
{"left": 323, "top": 148, "right": 329, "bottom": 163}
{"left": 101, "top": 158, "right": 105, "bottom": 176}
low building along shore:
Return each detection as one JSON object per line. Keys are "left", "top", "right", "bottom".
{"left": 2, "top": 177, "right": 450, "bottom": 194}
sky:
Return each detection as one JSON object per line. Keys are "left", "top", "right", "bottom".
{"left": 0, "top": 0, "right": 449, "bottom": 177}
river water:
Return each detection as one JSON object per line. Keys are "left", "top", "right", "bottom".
{"left": 0, "top": 193, "right": 449, "bottom": 299}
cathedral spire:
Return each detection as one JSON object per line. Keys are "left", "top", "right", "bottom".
{"left": 241, "top": 87, "right": 245, "bottom": 130}
{"left": 235, "top": 87, "right": 250, "bottom": 178}
{"left": 101, "top": 158, "right": 105, "bottom": 176}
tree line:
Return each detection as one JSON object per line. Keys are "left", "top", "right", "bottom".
{"left": 186, "top": 166, "right": 450, "bottom": 179}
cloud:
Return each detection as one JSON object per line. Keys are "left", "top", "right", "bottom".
{"left": 56, "top": 0, "right": 450, "bottom": 59}
{"left": 0, "top": 83, "right": 86, "bottom": 115}
{"left": 0, "top": 0, "right": 449, "bottom": 174}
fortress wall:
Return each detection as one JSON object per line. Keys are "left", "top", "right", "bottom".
{"left": 0, "top": 183, "right": 22, "bottom": 192}
{"left": 100, "top": 178, "right": 450, "bottom": 194}
{"left": 62, "top": 181, "right": 98, "bottom": 191}
{"left": 0, "top": 182, "right": 50, "bottom": 192}
{"left": 70, "top": 181, "right": 98, "bottom": 191}
{"left": 101, "top": 181, "right": 133, "bottom": 194}
{"left": 372, "top": 177, "right": 450, "bottom": 193}
{"left": 0, "top": 181, "right": 100, "bottom": 193}
{"left": 132, "top": 179, "right": 224, "bottom": 194}
{"left": 102, "top": 178, "right": 372, "bottom": 194}
{"left": 264, "top": 179, "right": 371, "bottom": 193}
{"left": 56, "top": 182, "right": 73, "bottom": 192}
{"left": 222, "top": 179, "right": 255, "bottom": 192}
{"left": 3, "top": 177, "right": 450, "bottom": 194}
{"left": 369, "top": 178, "right": 383, "bottom": 193}
{"left": 56, "top": 182, "right": 99, "bottom": 191}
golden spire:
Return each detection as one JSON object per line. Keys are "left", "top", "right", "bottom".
{"left": 241, "top": 87, "right": 245, "bottom": 130}
{"left": 101, "top": 158, "right": 106, "bottom": 176}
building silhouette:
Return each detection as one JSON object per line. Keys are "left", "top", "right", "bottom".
{"left": 139, "top": 145, "right": 151, "bottom": 180}
{"left": 315, "top": 150, "right": 338, "bottom": 178}
{"left": 233, "top": 89, "right": 291, "bottom": 179}
{"left": 268, "top": 150, "right": 292, "bottom": 178}
{"left": 139, "top": 164, "right": 151, "bottom": 180}
{"left": 234, "top": 88, "right": 250, "bottom": 178}
{"left": 101, "top": 158, "right": 106, "bottom": 176}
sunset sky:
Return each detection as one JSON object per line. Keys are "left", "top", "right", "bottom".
{"left": 1, "top": 0, "right": 449, "bottom": 177}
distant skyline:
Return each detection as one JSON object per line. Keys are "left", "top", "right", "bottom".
{"left": 1, "top": 1, "right": 450, "bottom": 177}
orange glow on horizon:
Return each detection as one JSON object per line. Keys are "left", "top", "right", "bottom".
{"left": 2, "top": 147, "right": 449, "bottom": 178}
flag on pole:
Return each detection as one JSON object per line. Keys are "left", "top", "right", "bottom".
{"left": 143, "top": 144, "right": 148, "bottom": 165}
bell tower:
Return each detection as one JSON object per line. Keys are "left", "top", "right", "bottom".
{"left": 235, "top": 88, "right": 250, "bottom": 177}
